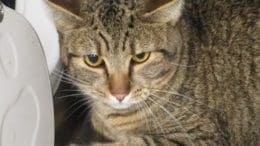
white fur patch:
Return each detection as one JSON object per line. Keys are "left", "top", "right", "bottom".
{"left": 107, "top": 94, "right": 134, "bottom": 109}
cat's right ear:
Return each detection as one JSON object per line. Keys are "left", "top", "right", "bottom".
{"left": 47, "top": 0, "right": 83, "bottom": 32}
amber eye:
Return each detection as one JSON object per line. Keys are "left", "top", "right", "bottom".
{"left": 132, "top": 52, "right": 151, "bottom": 63}
{"left": 84, "top": 54, "right": 103, "bottom": 67}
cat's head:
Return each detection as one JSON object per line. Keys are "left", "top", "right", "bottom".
{"left": 49, "top": 0, "right": 184, "bottom": 111}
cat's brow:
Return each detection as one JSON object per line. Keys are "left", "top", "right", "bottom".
{"left": 69, "top": 46, "right": 99, "bottom": 56}
{"left": 134, "top": 42, "right": 157, "bottom": 54}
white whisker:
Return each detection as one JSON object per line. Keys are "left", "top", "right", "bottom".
{"left": 147, "top": 88, "right": 219, "bottom": 111}
{"left": 65, "top": 101, "right": 88, "bottom": 121}
{"left": 53, "top": 69, "right": 90, "bottom": 86}
{"left": 143, "top": 101, "right": 170, "bottom": 146}
{"left": 55, "top": 93, "right": 86, "bottom": 100}
{"left": 150, "top": 93, "right": 202, "bottom": 120}
{"left": 169, "top": 62, "right": 196, "bottom": 68}
{"left": 147, "top": 97, "right": 195, "bottom": 146}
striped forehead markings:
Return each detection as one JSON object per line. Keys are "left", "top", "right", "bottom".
{"left": 98, "top": 32, "right": 110, "bottom": 51}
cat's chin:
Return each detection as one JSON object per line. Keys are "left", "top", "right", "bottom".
{"left": 109, "top": 103, "right": 133, "bottom": 110}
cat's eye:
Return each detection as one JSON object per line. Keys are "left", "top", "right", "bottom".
{"left": 132, "top": 52, "right": 151, "bottom": 63}
{"left": 84, "top": 54, "right": 103, "bottom": 67}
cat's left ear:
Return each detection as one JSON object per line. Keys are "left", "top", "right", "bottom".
{"left": 139, "top": 0, "right": 184, "bottom": 25}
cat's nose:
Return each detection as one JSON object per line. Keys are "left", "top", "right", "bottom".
{"left": 109, "top": 73, "right": 130, "bottom": 102}
{"left": 112, "top": 93, "right": 128, "bottom": 102}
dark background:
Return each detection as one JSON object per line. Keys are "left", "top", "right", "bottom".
{"left": 2, "top": 0, "right": 15, "bottom": 9}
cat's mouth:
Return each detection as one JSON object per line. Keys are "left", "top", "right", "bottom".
{"left": 102, "top": 94, "right": 145, "bottom": 111}
{"left": 106, "top": 94, "right": 134, "bottom": 110}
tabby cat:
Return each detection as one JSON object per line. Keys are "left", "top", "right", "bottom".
{"left": 48, "top": 0, "right": 259, "bottom": 145}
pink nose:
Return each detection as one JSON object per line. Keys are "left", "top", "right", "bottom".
{"left": 112, "top": 93, "right": 127, "bottom": 102}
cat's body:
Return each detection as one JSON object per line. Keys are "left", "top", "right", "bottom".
{"left": 49, "top": 0, "right": 259, "bottom": 145}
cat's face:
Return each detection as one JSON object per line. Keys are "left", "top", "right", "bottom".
{"left": 49, "top": 0, "right": 184, "bottom": 110}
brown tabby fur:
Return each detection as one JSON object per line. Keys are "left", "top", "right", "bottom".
{"left": 48, "top": 0, "right": 260, "bottom": 145}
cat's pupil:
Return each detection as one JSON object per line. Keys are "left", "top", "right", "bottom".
{"left": 88, "top": 54, "right": 99, "bottom": 63}
{"left": 136, "top": 53, "right": 145, "bottom": 59}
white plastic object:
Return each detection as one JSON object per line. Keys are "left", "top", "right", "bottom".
{"left": 0, "top": 4, "right": 54, "bottom": 146}
{"left": 15, "top": 0, "right": 60, "bottom": 74}
{"left": 15, "top": 0, "right": 62, "bottom": 94}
